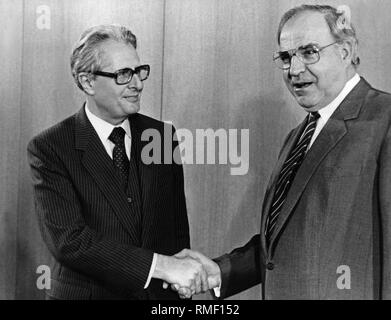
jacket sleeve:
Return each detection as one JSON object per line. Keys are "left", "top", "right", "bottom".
{"left": 27, "top": 136, "right": 154, "bottom": 294}
{"left": 379, "top": 124, "right": 391, "bottom": 299}
{"left": 213, "top": 234, "right": 263, "bottom": 299}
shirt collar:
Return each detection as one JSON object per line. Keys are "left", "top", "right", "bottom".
{"left": 85, "top": 102, "right": 131, "bottom": 143}
{"left": 317, "top": 73, "right": 360, "bottom": 122}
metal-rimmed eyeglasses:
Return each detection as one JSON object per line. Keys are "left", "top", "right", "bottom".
{"left": 273, "top": 42, "right": 339, "bottom": 70}
{"left": 93, "top": 64, "right": 150, "bottom": 85}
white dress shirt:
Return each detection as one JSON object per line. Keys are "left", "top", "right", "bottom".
{"left": 85, "top": 104, "right": 132, "bottom": 159}
{"left": 308, "top": 73, "right": 360, "bottom": 149}
{"left": 85, "top": 103, "right": 157, "bottom": 289}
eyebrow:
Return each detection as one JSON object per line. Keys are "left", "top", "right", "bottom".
{"left": 300, "top": 42, "right": 320, "bottom": 48}
{"left": 279, "top": 42, "right": 320, "bottom": 52}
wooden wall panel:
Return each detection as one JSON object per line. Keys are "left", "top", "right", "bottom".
{"left": 344, "top": 0, "right": 391, "bottom": 91}
{"left": 163, "top": 0, "right": 288, "bottom": 300}
{"left": 0, "top": 0, "right": 23, "bottom": 300}
{"left": 162, "top": 0, "right": 391, "bottom": 300}
{"left": 2, "top": 0, "right": 391, "bottom": 300}
{"left": 15, "top": 0, "right": 164, "bottom": 299}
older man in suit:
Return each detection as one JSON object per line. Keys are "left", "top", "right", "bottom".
{"left": 176, "top": 4, "right": 391, "bottom": 299}
{"left": 27, "top": 25, "right": 209, "bottom": 300}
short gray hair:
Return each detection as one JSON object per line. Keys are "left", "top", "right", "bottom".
{"left": 277, "top": 4, "right": 360, "bottom": 67}
{"left": 70, "top": 24, "right": 137, "bottom": 91}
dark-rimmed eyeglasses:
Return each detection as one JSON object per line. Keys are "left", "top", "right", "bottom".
{"left": 93, "top": 64, "right": 150, "bottom": 85}
{"left": 273, "top": 42, "right": 339, "bottom": 70}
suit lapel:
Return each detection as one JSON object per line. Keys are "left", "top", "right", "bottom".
{"left": 75, "top": 107, "right": 141, "bottom": 243}
{"left": 267, "top": 118, "right": 347, "bottom": 251}
{"left": 260, "top": 122, "right": 306, "bottom": 254}
{"left": 266, "top": 78, "right": 371, "bottom": 254}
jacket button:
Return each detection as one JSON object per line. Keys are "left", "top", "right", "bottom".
{"left": 266, "top": 262, "right": 274, "bottom": 270}
{"left": 127, "top": 197, "right": 132, "bottom": 203}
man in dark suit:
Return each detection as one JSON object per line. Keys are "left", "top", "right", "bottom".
{"left": 27, "top": 25, "right": 208, "bottom": 300}
{"left": 175, "top": 4, "right": 391, "bottom": 299}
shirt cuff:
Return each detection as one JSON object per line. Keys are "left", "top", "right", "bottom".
{"left": 144, "top": 253, "right": 157, "bottom": 289}
{"left": 213, "top": 285, "right": 221, "bottom": 298}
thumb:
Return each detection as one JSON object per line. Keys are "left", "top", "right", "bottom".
{"left": 174, "top": 249, "right": 189, "bottom": 259}
{"left": 172, "top": 284, "right": 180, "bottom": 291}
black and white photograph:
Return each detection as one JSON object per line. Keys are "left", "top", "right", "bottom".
{"left": 1, "top": 0, "right": 391, "bottom": 309}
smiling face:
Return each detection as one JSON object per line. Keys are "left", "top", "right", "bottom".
{"left": 89, "top": 40, "right": 144, "bottom": 125}
{"left": 279, "top": 11, "right": 352, "bottom": 112}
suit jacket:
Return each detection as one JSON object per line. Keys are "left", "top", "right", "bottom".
{"left": 216, "top": 78, "right": 391, "bottom": 299}
{"left": 27, "top": 106, "right": 190, "bottom": 300}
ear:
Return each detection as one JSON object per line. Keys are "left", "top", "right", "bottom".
{"left": 339, "top": 41, "right": 353, "bottom": 65}
{"left": 78, "top": 72, "right": 95, "bottom": 95}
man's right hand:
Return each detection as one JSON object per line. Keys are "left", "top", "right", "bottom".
{"left": 175, "top": 249, "right": 221, "bottom": 288}
{"left": 153, "top": 253, "right": 209, "bottom": 296}
{"left": 164, "top": 249, "right": 222, "bottom": 299}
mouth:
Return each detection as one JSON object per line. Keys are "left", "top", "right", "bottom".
{"left": 292, "top": 82, "right": 314, "bottom": 91}
{"left": 124, "top": 94, "right": 140, "bottom": 101}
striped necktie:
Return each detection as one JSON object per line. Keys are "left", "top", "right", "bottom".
{"left": 265, "top": 111, "right": 320, "bottom": 246}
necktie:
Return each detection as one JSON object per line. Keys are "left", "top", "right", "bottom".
{"left": 108, "top": 127, "right": 129, "bottom": 181}
{"left": 265, "top": 112, "right": 320, "bottom": 246}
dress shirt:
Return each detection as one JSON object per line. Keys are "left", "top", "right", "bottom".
{"left": 308, "top": 73, "right": 360, "bottom": 149}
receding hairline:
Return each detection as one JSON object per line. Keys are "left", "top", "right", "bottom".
{"left": 96, "top": 38, "right": 138, "bottom": 69}
{"left": 279, "top": 11, "right": 334, "bottom": 44}
{"left": 278, "top": 10, "right": 331, "bottom": 44}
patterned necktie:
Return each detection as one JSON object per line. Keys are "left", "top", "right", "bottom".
{"left": 265, "top": 111, "right": 320, "bottom": 246}
{"left": 108, "top": 127, "right": 129, "bottom": 181}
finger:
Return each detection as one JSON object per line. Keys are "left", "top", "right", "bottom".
{"left": 200, "top": 267, "right": 209, "bottom": 292}
{"left": 171, "top": 284, "right": 180, "bottom": 291}
{"left": 178, "top": 287, "right": 192, "bottom": 299}
{"left": 162, "top": 282, "right": 168, "bottom": 289}
{"left": 188, "top": 281, "right": 196, "bottom": 294}
{"left": 178, "top": 287, "right": 190, "bottom": 295}
{"left": 178, "top": 289, "right": 188, "bottom": 299}
{"left": 178, "top": 287, "right": 191, "bottom": 299}
{"left": 194, "top": 273, "right": 202, "bottom": 294}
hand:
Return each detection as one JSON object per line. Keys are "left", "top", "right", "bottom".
{"left": 175, "top": 249, "right": 221, "bottom": 289}
{"left": 163, "top": 249, "right": 221, "bottom": 299}
{"left": 153, "top": 254, "right": 208, "bottom": 296}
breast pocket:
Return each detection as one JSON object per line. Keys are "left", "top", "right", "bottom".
{"left": 321, "top": 141, "right": 377, "bottom": 179}
{"left": 322, "top": 161, "right": 376, "bottom": 178}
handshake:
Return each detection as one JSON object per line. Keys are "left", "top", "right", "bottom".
{"left": 153, "top": 249, "right": 221, "bottom": 299}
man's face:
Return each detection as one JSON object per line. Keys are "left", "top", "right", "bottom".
{"left": 91, "top": 40, "right": 144, "bottom": 124}
{"left": 279, "top": 11, "right": 350, "bottom": 112}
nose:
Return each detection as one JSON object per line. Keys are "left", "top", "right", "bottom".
{"left": 289, "top": 55, "right": 306, "bottom": 77}
{"left": 128, "top": 73, "right": 143, "bottom": 90}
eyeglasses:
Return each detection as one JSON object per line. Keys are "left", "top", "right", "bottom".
{"left": 93, "top": 64, "right": 150, "bottom": 85}
{"left": 273, "top": 42, "right": 338, "bottom": 70}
